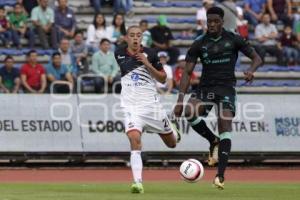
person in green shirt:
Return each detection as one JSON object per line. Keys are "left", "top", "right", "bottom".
{"left": 91, "top": 38, "right": 121, "bottom": 93}
{"left": 9, "top": 3, "right": 35, "bottom": 49}
{"left": 31, "top": 0, "right": 57, "bottom": 49}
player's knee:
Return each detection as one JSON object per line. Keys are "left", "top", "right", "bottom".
{"left": 127, "top": 133, "right": 142, "bottom": 149}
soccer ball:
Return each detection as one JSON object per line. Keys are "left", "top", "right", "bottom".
{"left": 179, "top": 159, "right": 204, "bottom": 183}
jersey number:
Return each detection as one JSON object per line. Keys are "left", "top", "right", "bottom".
{"left": 162, "top": 118, "right": 169, "bottom": 128}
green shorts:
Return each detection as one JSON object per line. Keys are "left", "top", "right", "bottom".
{"left": 195, "top": 86, "right": 236, "bottom": 117}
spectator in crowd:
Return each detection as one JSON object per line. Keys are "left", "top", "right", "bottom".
{"left": 217, "top": 0, "right": 237, "bottom": 32}
{"left": 294, "top": 8, "right": 300, "bottom": 41}
{"left": 267, "top": 0, "right": 293, "bottom": 26}
{"left": 86, "top": 13, "right": 109, "bottom": 53}
{"left": 90, "top": 0, "right": 108, "bottom": 13}
{"left": 236, "top": 3, "right": 249, "bottom": 38}
{"left": 254, "top": 13, "right": 284, "bottom": 66}
{"left": 48, "top": 0, "right": 56, "bottom": 8}
{"left": 278, "top": 25, "right": 299, "bottom": 66}
{"left": 139, "top": 19, "right": 152, "bottom": 48}
{"left": 0, "top": 7, "right": 12, "bottom": 48}
{"left": 243, "top": 0, "right": 266, "bottom": 26}
{"left": 8, "top": 3, "right": 35, "bottom": 49}
{"left": 58, "top": 38, "right": 77, "bottom": 77}
{"left": 71, "top": 31, "right": 89, "bottom": 74}
{"left": 46, "top": 52, "right": 74, "bottom": 93}
{"left": 91, "top": 38, "right": 120, "bottom": 93}
{"left": 156, "top": 52, "right": 173, "bottom": 95}
{"left": 90, "top": 0, "right": 133, "bottom": 15}
{"left": 54, "top": 0, "right": 76, "bottom": 45}
{"left": 107, "top": 13, "right": 126, "bottom": 49}
{"left": 17, "top": 0, "right": 38, "bottom": 16}
{"left": 31, "top": 0, "right": 57, "bottom": 49}
{"left": 0, "top": 56, "right": 21, "bottom": 93}
{"left": 150, "top": 15, "right": 180, "bottom": 65}
{"left": 114, "top": 0, "right": 134, "bottom": 17}
{"left": 196, "top": 0, "right": 214, "bottom": 36}
{"left": 20, "top": 50, "right": 47, "bottom": 93}
{"left": 174, "top": 55, "right": 199, "bottom": 91}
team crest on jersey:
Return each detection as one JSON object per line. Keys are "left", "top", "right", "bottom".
{"left": 131, "top": 73, "right": 139, "bottom": 81}
{"left": 203, "top": 52, "right": 208, "bottom": 58}
{"left": 224, "top": 42, "right": 231, "bottom": 48}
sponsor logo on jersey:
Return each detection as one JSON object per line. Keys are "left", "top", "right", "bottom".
{"left": 117, "top": 55, "right": 125, "bottom": 59}
{"left": 224, "top": 42, "right": 231, "bottom": 48}
{"left": 131, "top": 73, "right": 139, "bottom": 82}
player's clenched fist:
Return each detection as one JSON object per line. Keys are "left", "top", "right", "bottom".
{"left": 136, "top": 53, "right": 151, "bottom": 66}
{"left": 244, "top": 71, "right": 254, "bottom": 83}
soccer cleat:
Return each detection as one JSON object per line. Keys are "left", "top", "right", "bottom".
{"left": 213, "top": 176, "right": 225, "bottom": 190}
{"left": 170, "top": 121, "right": 181, "bottom": 143}
{"left": 208, "top": 141, "right": 219, "bottom": 166}
{"left": 130, "top": 183, "right": 144, "bottom": 194}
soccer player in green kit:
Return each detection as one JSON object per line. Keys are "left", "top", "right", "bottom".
{"left": 174, "top": 7, "right": 262, "bottom": 189}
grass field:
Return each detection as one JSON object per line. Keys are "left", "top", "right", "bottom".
{"left": 0, "top": 182, "right": 299, "bottom": 200}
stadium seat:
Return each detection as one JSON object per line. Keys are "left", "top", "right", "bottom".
{"left": 172, "top": 2, "right": 202, "bottom": 7}
{"left": 151, "top": 2, "right": 173, "bottom": 7}
{"left": 238, "top": 80, "right": 300, "bottom": 87}
{"left": 168, "top": 18, "right": 196, "bottom": 24}
{"left": 143, "top": 17, "right": 195, "bottom": 24}
{"left": 0, "top": 0, "right": 16, "bottom": 6}
{"left": 0, "top": 49, "right": 23, "bottom": 56}
{"left": 289, "top": 67, "right": 300, "bottom": 72}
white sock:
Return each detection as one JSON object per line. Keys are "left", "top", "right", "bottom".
{"left": 130, "top": 150, "right": 143, "bottom": 183}
{"left": 170, "top": 120, "right": 178, "bottom": 141}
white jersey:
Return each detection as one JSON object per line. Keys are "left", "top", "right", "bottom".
{"left": 115, "top": 47, "right": 164, "bottom": 109}
{"left": 115, "top": 47, "right": 173, "bottom": 134}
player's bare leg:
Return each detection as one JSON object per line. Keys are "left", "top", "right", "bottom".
{"left": 127, "top": 130, "right": 144, "bottom": 194}
{"left": 185, "top": 98, "right": 219, "bottom": 166}
{"left": 159, "top": 132, "right": 177, "bottom": 148}
{"left": 213, "top": 109, "right": 233, "bottom": 190}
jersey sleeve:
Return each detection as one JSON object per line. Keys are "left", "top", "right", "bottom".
{"left": 185, "top": 40, "right": 200, "bottom": 63}
{"left": 20, "top": 65, "right": 27, "bottom": 75}
{"left": 234, "top": 34, "right": 254, "bottom": 57}
{"left": 40, "top": 65, "right": 46, "bottom": 74}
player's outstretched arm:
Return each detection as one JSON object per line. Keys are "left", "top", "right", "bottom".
{"left": 244, "top": 49, "right": 263, "bottom": 83}
{"left": 173, "top": 61, "right": 196, "bottom": 117}
{"left": 136, "top": 53, "right": 167, "bottom": 83}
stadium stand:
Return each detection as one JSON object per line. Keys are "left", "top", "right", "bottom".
{"left": 0, "top": 0, "right": 299, "bottom": 167}
{"left": 0, "top": 0, "right": 299, "bottom": 94}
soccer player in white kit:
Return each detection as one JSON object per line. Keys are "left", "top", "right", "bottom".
{"left": 115, "top": 26, "right": 180, "bottom": 193}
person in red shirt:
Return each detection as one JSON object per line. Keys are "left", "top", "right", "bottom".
{"left": 20, "top": 50, "right": 47, "bottom": 93}
{"left": 174, "top": 55, "right": 199, "bottom": 91}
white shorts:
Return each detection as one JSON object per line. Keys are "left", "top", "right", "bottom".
{"left": 123, "top": 105, "right": 172, "bottom": 134}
